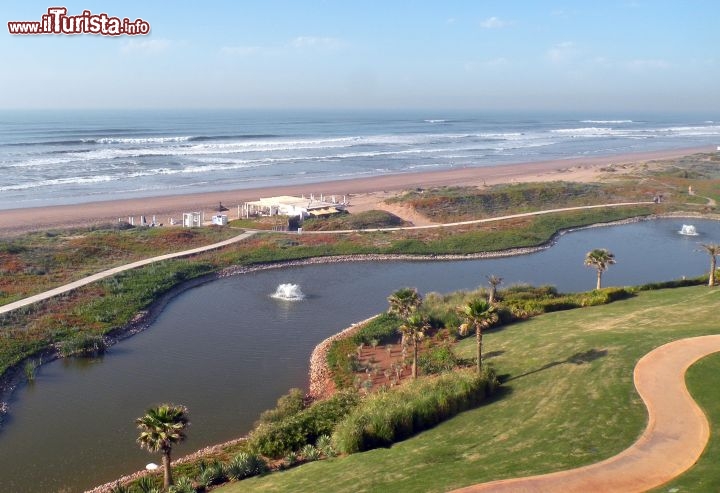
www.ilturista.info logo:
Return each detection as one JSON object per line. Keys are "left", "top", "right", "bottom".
{"left": 8, "top": 7, "right": 150, "bottom": 35}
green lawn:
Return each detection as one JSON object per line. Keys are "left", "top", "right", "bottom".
{"left": 217, "top": 285, "right": 720, "bottom": 492}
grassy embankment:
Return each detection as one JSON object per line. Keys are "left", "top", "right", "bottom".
{"left": 217, "top": 284, "right": 720, "bottom": 492}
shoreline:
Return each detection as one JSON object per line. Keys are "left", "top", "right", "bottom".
{"left": 0, "top": 145, "right": 712, "bottom": 235}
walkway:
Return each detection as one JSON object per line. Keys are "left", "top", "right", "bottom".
{"left": 452, "top": 334, "right": 720, "bottom": 492}
{"left": 0, "top": 230, "right": 257, "bottom": 316}
{"left": 302, "top": 202, "right": 654, "bottom": 233}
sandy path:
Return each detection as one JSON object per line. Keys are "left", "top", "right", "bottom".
{"left": 452, "top": 334, "right": 720, "bottom": 493}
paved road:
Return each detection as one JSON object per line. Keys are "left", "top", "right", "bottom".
{"left": 0, "top": 230, "right": 257, "bottom": 316}
{"left": 452, "top": 334, "right": 720, "bottom": 492}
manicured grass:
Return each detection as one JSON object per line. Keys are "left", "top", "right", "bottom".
{"left": 216, "top": 286, "right": 720, "bottom": 492}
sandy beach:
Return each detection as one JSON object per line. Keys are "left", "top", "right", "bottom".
{"left": 0, "top": 146, "right": 711, "bottom": 235}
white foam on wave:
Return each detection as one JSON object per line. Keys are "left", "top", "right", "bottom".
{"left": 424, "top": 119, "right": 447, "bottom": 123}
{"left": 552, "top": 127, "right": 616, "bottom": 136}
{"left": 580, "top": 120, "right": 633, "bottom": 124}
{"left": 96, "top": 136, "right": 193, "bottom": 144}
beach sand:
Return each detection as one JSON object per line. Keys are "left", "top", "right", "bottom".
{"left": 0, "top": 146, "right": 712, "bottom": 235}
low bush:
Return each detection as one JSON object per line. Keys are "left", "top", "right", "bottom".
{"left": 226, "top": 452, "right": 268, "bottom": 480}
{"left": 248, "top": 390, "right": 360, "bottom": 458}
{"left": 197, "top": 460, "right": 227, "bottom": 488}
{"left": 332, "top": 370, "right": 497, "bottom": 454}
{"left": 256, "top": 388, "right": 306, "bottom": 426}
{"left": 57, "top": 333, "right": 107, "bottom": 357}
{"left": 418, "top": 344, "right": 459, "bottom": 375}
{"left": 302, "top": 210, "right": 406, "bottom": 231}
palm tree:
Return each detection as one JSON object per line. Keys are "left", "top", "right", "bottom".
{"left": 701, "top": 243, "right": 720, "bottom": 286}
{"left": 387, "top": 287, "right": 422, "bottom": 319}
{"left": 584, "top": 249, "right": 616, "bottom": 290}
{"left": 136, "top": 404, "right": 190, "bottom": 489}
{"left": 487, "top": 275, "right": 503, "bottom": 304}
{"left": 459, "top": 299, "right": 498, "bottom": 374}
{"left": 400, "top": 313, "right": 429, "bottom": 379}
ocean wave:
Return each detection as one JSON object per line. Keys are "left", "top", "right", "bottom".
{"left": 664, "top": 125, "right": 720, "bottom": 135}
{"left": 95, "top": 136, "right": 193, "bottom": 144}
{"left": 552, "top": 127, "right": 615, "bottom": 136}
{"left": 424, "top": 119, "right": 447, "bottom": 123}
{"left": 580, "top": 120, "right": 633, "bottom": 124}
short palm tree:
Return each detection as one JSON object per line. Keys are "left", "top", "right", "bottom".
{"left": 701, "top": 243, "right": 720, "bottom": 286}
{"left": 387, "top": 287, "right": 422, "bottom": 319}
{"left": 400, "top": 313, "right": 429, "bottom": 379}
{"left": 459, "top": 299, "right": 498, "bottom": 374}
{"left": 487, "top": 275, "right": 503, "bottom": 304}
{"left": 136, "top": 404, "right": 190, "bottom": 489}
{"left": 584, "top": 248, "right": 616, "bottom": 290}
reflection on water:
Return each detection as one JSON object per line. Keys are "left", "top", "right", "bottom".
{"left": 0, "top": 219, "right": 718, "bottom": 492}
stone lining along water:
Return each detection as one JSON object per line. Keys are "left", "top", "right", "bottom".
{"left": 0, "top": 218, "right": 719, "bottom": 492}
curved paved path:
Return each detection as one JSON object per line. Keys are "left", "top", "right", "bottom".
{"left": 453, "top": 334, "right": 720, "bottom": 493}
{"left": 0, "top": 230, "right": 256, "bottom": 316}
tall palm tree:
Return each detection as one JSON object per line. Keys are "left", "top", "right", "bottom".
{"left": 459, "top": 299, "right": 498, "bottom": 374}
{"left": 400, "top": 313, "right": 429, "bottom": 379}
{"left": 387, "top": 287, "right": 422, "bottom": 319}
{"left": 584, "top": 249, "right": 616, "bottom": 290}
{"left": 136, "top": 404, "right": 190, "bottom": 489}
{"left": 487, "top": 275, "right": 503, "bottom": 304}
{"left": 701, "top": 243, "right": 720, "bottom": 286}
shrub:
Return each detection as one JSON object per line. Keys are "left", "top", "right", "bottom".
{"left": 248, "top": 390, "right": 360, "bottom": 458}
{"left": 57, "top": 334, "right": 107, "bottom": 357}
{"left": 300, "top": 444, "right": 322, "bottom": 462}
{"left": 418, "top": 344, "right": 458, "bottom": 375}
{"left": 333, "top": 370, "right": 497, "bottom": 454}
{"left": 257, "top": 388, "right": 306, "bottom": 425}
{"left": 196, "top": 460, "right": 226, "bottom": 488}
{"left": 168, "top": 476, "right": 196, "bottom": 493}
{"left": 226, "top": 452, "right": 268, "bottom": 480}
{"left": 315, "top": 434, "right": 337, "bottom": 458}
{"left": 134, "top": 475, "right": 160, "bottom": 493}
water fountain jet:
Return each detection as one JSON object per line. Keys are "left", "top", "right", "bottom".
{"left": 271, "top": 283, "right": 305, "bottom": 301}
{"left": 678, "top": 224, "right": 698, "bottom": 236}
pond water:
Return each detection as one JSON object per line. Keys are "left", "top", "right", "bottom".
{"left": 1, "top": 218, "right": 719, "bottom": 492}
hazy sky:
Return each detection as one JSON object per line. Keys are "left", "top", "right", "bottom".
{"left": 2, "top": 1, "right": 718, "bottom": 112}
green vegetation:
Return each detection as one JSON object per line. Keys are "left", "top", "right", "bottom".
{"left": 302, "top": 210, "right": 407, "bottom": 231}
{"left": 136, "top": 404, "right": 190, "bottom": 489}
{"left": 57, "top": 333, "right": 107, "bottom": 358}
{"left": 247, "top": 390, "right": 360, "bottom": 458}
{"left": 700, "top": 243, "right": 720, "bottom": 286}
{"left": 216, "top": 285, "right": 720, "bottom": 492}
{"left": 0, "top": 225, "right": 236, "bottom": 306}
{"left": 388, "top": 182, "right": 626, "bottom": 221}
{"left": 584, "top": 248, "right": 617, "bottom": 290}
{"left": 332, "top": 370, "right": 496, "bottom": 454}
{"left": 458, "top": 299, "right": 498, "bottom": 374}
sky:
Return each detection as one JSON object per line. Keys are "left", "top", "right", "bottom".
{"left": 1, "top": 1, "right": 719, "bottom": 112}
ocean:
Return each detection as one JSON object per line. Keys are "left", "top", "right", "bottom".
{"left": 0, "top": 109, "right": 718, "bottom": 210}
